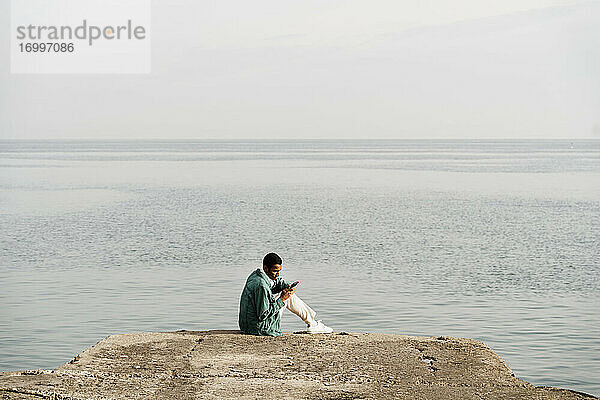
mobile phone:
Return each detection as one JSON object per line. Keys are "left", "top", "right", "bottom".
{"left": 289, "top": 281, "right": 299, "bottom": 288}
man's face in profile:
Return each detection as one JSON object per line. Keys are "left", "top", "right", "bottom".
{"left": 264, "top": 264, "right": 282, "bottom": 280}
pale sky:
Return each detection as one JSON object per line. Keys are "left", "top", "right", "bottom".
{"left": 1, "top": 0, "right": 599, "bottom": 139}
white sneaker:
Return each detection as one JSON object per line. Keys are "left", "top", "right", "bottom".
{"left": 306, "top": 320, "right": 333, "bottom": 334}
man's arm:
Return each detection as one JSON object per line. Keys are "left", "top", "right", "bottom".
{"left": 271, "top": 277, "right": 290, "bottom": 294}
{"left": 254, "top": 284, "right": 285, "bottom": 323}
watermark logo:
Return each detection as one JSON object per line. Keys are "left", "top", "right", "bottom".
{"left": 11, "top": 0, "right": 151, "bottom": 74}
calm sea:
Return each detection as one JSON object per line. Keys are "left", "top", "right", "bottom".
{"left": 1, "top": 140, "right": 599, "bottom": 396}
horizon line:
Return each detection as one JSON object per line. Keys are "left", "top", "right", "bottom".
{"left": 1, "top": 137, "right": 599, "bottom": 141}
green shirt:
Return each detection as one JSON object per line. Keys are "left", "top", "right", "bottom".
{"left": 238, "top": 268, "right": 290, "bottom": 336}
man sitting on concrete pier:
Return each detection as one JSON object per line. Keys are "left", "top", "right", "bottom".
{"left": 239, "top": 252, "right": 333, "bottom": 336}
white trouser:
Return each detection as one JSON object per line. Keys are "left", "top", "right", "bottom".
{"left": 277, "top": 294, "right": 317, "bottom": 326}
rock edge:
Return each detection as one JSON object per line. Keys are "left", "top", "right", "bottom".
{"left": 0, "top": 330, "right": 596, "bottom": 399}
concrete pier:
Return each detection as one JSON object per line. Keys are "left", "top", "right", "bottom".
{"left": 0, "top": 330, "right": 595, "bottom": 399}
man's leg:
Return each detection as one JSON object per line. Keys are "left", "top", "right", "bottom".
{"left": 283, "top": 294, "right": 317, "bottom": 326}
{"left": 276, "top": 293, "right": 333, "bottom": 333}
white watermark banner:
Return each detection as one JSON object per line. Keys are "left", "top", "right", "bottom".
{"left": 11, "top": 0, "right": 151, "bottom": 74}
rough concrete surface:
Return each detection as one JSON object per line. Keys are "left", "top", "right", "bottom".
{"left": 0, "top": 330, "right": 596, "bottom": 399}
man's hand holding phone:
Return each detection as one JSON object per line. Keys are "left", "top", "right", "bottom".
{"left": 280, "top": 281, "right": 299, "bottom": 301}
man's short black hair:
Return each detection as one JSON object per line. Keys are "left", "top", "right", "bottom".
{"left": 263, "top": 252, "right": 282, "bottom": 268}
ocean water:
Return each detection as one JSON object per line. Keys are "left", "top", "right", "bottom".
{"left": 0, "top": 139, "right": 599, "bottom": 396}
